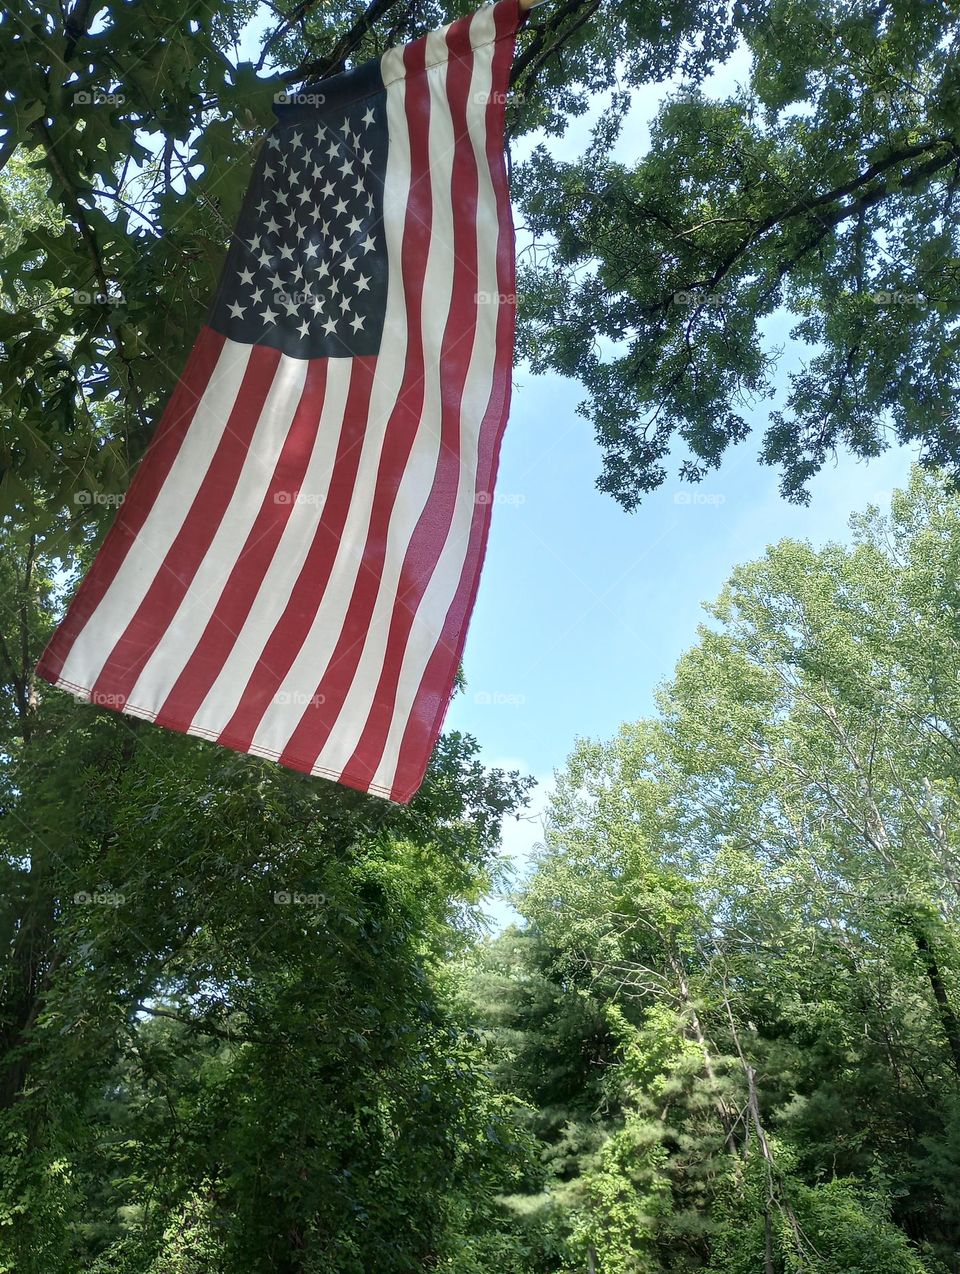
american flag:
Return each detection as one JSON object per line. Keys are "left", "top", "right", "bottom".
{"left": 38, "top": 0, "right": 524, "bottom": 803}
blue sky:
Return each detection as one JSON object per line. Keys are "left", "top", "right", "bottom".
{"left": 441, "top": 62, "right": 918, "bottom": 925}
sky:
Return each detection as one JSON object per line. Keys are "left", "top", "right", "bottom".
{"left": 439, "top": 57, "right": 919, "bottom": 927}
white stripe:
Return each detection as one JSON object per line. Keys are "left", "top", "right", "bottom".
{"left": 122, "top": 352, "right": 310, "bottom": 716}
{"left": 317, "top": 10, "right": 502, "bottom": 782}
{"left": 57, "top": 342, "right": 253, "bottom": 693}
{"left": 248, "top": 24, "right": 458, "bottom": 759}
{"left": 183, "top": 356, "right": 355, "bottom": 736}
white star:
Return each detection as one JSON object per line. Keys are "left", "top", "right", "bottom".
{"left": 360, "top": 148, "right": 372, "bottom": 167}
{"left": 258, "top": 249, "right": 273, "bottom": 268}
{"left": 355, "top": 273, "right": 370, "bottom": 293}
{"left": 346, "top": 215, "right": 363, "bottom": 235}
{"left": 251, "top": 286, "right": 264, "bottom": 304}
{"left": 315, "top": 124, "right": 326, "bottom": 143}
{"left": 286, "top": 208, "right": 298, "bottom": 225}
{"left": 297, "top": 318, "right": 311, "bottom": 338}
{"left": 279, "top": 243, "right": 294, "bottom": 260}
{"left": 341, "top": 253, "right": 356, "bottom": 272}
{"left": 239, "top": 267, "right": 255, "bottom": 285}
{"left": 287, "top": 168, "right": 300, "bottom": 187}
{"left": 263, "top": 163, "right": 275, "bottom": 180}
{"left": 256, "top": 198, "right": 269, "bottom": 214}
{"left": 338, "top": 158, "right": 353, "bottom": 178}
{"left": 290, "top": 130, "right": 303, "bottom": 150}
{"left": 364, "top": 192, "right": 374, "bottom": 210}
{"left": 312, "top": 165, "right": 324, "bottom": 181}
{"left": 247, "top": 234, "right": 262, "bottom": 251}
{"left": 283, "top": 294, "right": 299, "bottom": 316}
{"left": 320, "top": 219, "right": 331, "bottom": 237}
{"left": 350, "top": 312, "right": 365, "bottom": 332}
{"left": 326, "top": 139, "right": 339, "bottom": 158}
{"left": 267, "top": 134, "right": 280, "bottom": 149}
{"left": 311, "top": 295, "right": 324, "bottom": 314}
{"left": 276, "top": 189, "right": 289, "bottom": 206}
{"left": 361, "top": 106, "right": 375, "bottom": 127}
{"left": 304, "top": 242, "right": 319, "bottom": 260}
{"left": 333, "top": 197, "right": 348, "bottom": 216}
{"left": 297, "top": 188, "right": 312, "bottom": 204}
{"left": 329, "top": 277, "right": 340, "bottom": 296}
{"left": 228, "top": 301, "right": 245, "bottom": 319}
{"left": 339, "top": 294, "right": 351, "bottom": 313}
{"left": 329, "top": 235, "right": 343, "bottom": 254}
{"left": 261, "top": 306, "right": 278, "bottom": 325}
{"left": 322, "top": 316, "right": 337, "bottom": 336}
{"left": 352, "top": 176, "right": 365, "bottom": 196}
{"left": 359, "top": 234, "right": 376, "bottom": 254}
{"left": 342, "top": 117, "right": 351, "bottom": 135}
{"left": 316, "top": 260, "right": 330, "bottom": 279}
{"left": 294, "top": 222, "right": 308, "bottom": 240}
{"left": 321, "top": 180, "right": 335, "bottom": 199}
{"left": 264, "top": 216, "right": 280, "bottom": 235}
{"left": 269, "top": 272, "right": 284, "bottom": 289}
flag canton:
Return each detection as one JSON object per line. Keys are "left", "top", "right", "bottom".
{"left": 209, "top": 89, "right": 388, "bottom": 359}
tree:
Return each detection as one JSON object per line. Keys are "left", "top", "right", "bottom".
{"left": 515, "top": 0, "right": 960, "bottom": 505}
{"left": 5, "top": 0, "right": 957, "bottom": 533}
{"left": 465, "top": 469, "right": 960, "bottom": 1271}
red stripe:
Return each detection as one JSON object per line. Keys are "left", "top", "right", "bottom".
{"left": 36, "top": 326, "right": 226, "bottom": 684}
{"left": 335, "top": 18, "right": 482, "bottom": 790}
{"left": 389, "top": 0, "right": 520, "bottom": 801}
{"left": 274, "top": 35, "right": 438, "bottom": 772}
{"left": 88, "top": 344, "right": 281, "bottom": 709}
{"left": 153, "top": 359, "right": 331, "bottom": 731}
{"left": 215, "top": 355, "right": 377, "bottom": 753}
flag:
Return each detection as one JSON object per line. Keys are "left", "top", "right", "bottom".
{"left": 37, "top": 0, "right": 525, "bottom": 803}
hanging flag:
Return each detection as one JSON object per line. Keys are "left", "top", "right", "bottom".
{"left": 37, "top": 0, "right": 524, "bottom": 803}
